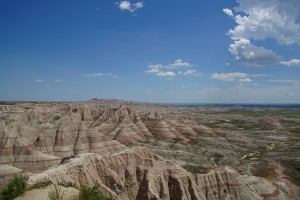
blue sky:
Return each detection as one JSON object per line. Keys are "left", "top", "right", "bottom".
{"left": 0, "top": 0, "right": 299, "bottom": 103}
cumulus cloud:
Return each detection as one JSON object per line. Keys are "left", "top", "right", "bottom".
{"left": 168, "top": 59, "right": 193, "bottom": 68}
{"left": 156, "top": 71, "right": 176, "bottom": 77}
{"left": 229, "top": 0, "right": 300, "bottom": 45}
{"left": 280, "top": 59, "right": 300, "bottom": 67}
{"left": 229, "top": 39, "right": 282, "bottom": 66}
{"left": 145, "top": 64, "right": 164, "bottom": 73}
{"left": 54, "top": 80, "right": 61, "bottom": 83}
{"left": 223, "top": 8, "right": 234, "bottom": 17}
{"left": 238, "top": 78, "right": 252, "bottom": 83}
{"left": 225, "top": 0, "right": 300, "bottom": 66}
{"left": 145, "top": 59, "right": 199, "bottom": 79}
{"left": 117, "top": 1, "right": 143, "bottom": 13}
{"left": 182, "top": 69, "right": 201, "bottom": 76}
{"left": 211, "top": 72, "right": 250, "bottom": 82}
{"left": 83, "top": 73, "right": 103, "bottom": 77}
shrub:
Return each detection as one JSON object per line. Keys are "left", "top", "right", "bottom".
{"left": 77, "top": 187, "right": 112, "bottom": 200}
{"left": 58, "top": 182, "right": 76, "bottom": 188}
{"left": 0, "top": 175, "right": 29, "bottom": 200}
{"left": 28, "top": 178, "right": 52, "bottom": 190}
{"left": 48, "top": 185, "right": 64, "bottom": 200}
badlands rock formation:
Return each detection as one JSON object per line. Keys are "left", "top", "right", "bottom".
{"left": 0, "top": 101, "right": 299, "bottom": 199}
{"left": 29, "top": 147, "right": 292, "bottom": 200}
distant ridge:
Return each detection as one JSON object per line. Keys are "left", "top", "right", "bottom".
{"left": 171, "top": 103, "right": 300, "bottom": 109}
{"left": 88, "top": 98, "right": 153, "bottom": 106}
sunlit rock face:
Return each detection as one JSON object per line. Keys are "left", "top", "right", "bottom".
{"left": 0, "top": 101, "right": 299, "bottom": 199}
{"left": 29, "top": 147, "right": 293, "bottom": 200}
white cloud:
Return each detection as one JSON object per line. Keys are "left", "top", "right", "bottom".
{"left": 229, "top": 38, "right": 282, "bottom": 66}
{"left": 119, "top": 1, "right": 131, "bottom": 10}
{"left": 156, "top": 71, "right": 176, "bottom": 77}
{"left": 135, "top": 2, "right": 143, "bottom": 9}
{"left": 145, "top": 64, "right": 163, "bottom": 73}
{"left": 54, "top": 80, "right": 61, "bottom": 83}
{"left": 211, "top": 72, "right": 248, "bottom": 81}
{"left": 225, "top": 62, "right": 230, "bottom": 66}
{"left": 146, "top": 68, "right": 160, "bottom": 73}
{"left": 145, "top": 59, "right": 199, "bottom": 79}
{"left": 280, "top": 59, "right": 300, "bottom": 67}
{"left": 35, "top": 79, "right": 44, "bottom": 82}
{"left": 225, "top": 0, "right": 300, "bottom": 66}
{"left": 118, "top": 1, "right": 143, "bottom": 13}
{"left": 168, "top": 59, "right": 192, "bottom": 68}
{"left": 223, "top": 8, "right": 234, "bottom": 17}
{"left": 83, "top": 73, "right": 103, "bottom": 77}
{"left": 238, "top": 78, "right": 252, "bottom": 83}
{"left": 229, "top": 0, "right": 300, "bottom": 45}
{"left": 182, "top": 69, "right": 201, "bottom": 76}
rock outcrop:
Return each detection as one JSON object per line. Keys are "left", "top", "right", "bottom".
{"left": 1, "top": 102, "right": 299, "bottom": 199}
{"left": 0, "top": 104, "right": 129, "bottom": 174}
{"left": 29, "top": 147, "right": 295, "bottom": 200}
{"left": 0, "top": 103, "right": 194, "bottom": 175}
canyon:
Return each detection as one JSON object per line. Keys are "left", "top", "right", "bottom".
{"left": 0, "top": 100, "right": 299, "bottom": 199}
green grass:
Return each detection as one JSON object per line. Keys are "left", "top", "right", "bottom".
{"left": 76, "top": 187, "right": 112, "bottom": 200}
{"left": 48, "top": 185, "right": 64, "bottom": 200}
{"left": 58, "top": 182, "right": 76, "bottom": 188}
{"left": 27, "top": 178, "right": 52, "bottom": 190}
{"left": 0, "top": 175, "right": 29, "bottom": 200}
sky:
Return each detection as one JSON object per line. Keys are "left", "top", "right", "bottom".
{"left": 0, "top": 0, "right": 300, "bottom": 103}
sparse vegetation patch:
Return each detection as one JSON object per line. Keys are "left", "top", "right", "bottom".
{"left": 183, "top": 164, "right": 210, "bottom": 174}
{"left": 0, "top": 175, "right": 29, "bottom": 200}
{"left": 48, "top": 184, "right": 64, "bottom": 200}
{"left": 73, "top": 187, "right": 112, "bottom": 200}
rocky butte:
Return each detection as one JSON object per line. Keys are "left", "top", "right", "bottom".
{"left": 0, "top": 99, "right": 299, "bottom": 199}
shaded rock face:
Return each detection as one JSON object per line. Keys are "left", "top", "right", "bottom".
{"left": 29, "top": 147, "right": 293, "bottom": 200}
